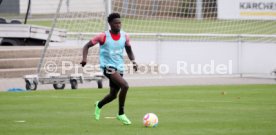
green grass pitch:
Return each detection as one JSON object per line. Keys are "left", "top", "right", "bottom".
{"left": 0, "top": 84, "right": 276, "bottom": 135}
{"left": 27, "top": 19, "right": 276, "bottom": 34}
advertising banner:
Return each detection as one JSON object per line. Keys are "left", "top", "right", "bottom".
{"left": 218, "top": 0, "right": 276, "bottom": 20}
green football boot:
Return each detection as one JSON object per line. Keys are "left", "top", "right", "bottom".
{"left": 94, "top": 101, "right": 101, "bottom": 120}
{"left": 116, "top": 114, "right": 132, "bottom": 125}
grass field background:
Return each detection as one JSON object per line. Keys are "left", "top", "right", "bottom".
{"left": 0, "top": 84, "right": 276, "bottom": 135}
{"left": 27, "top": 18, "right": 276, "bottom": 42}
{"left": 27, "top": 19, "right": 276, "bottom": 34}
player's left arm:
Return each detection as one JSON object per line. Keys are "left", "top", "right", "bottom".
{"left": 125, "top": 34, "right": 138, "bottom": 71}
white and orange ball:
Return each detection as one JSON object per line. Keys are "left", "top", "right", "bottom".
{"left": 143, "top": 113, "right": 158, "bottom": 127}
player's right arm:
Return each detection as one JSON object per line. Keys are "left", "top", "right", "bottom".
{"left": 80, "top": 33, "right": 105, "bottom": 67}
{"left": 80, "top": 41, "right": 93, "bottom": 67}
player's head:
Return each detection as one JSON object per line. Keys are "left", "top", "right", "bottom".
{"left": 108, "top": 13, "right": 121, "bottom": 33}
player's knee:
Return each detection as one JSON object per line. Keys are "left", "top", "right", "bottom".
{"left": 110, "top": 94, "right": 117, "bottom": 100}
{"left": 121, "top": 83, "right": 129, "bottom": 90}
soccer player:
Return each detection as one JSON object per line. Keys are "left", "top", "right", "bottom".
{"left": 80, "top": 13, "right": 137, "bottom": 125}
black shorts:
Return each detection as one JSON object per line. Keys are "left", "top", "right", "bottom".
{"left": 103, "top": 66, "right": 123, "bottom": 89}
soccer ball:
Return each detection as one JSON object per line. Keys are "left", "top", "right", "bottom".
{"left": 143, "top": 113, "right": 158, "bottom": 127}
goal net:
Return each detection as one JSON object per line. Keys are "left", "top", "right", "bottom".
{"left": 34, "top": 0, "right": 276, "bottom": 78}
{"left": 111, "top": 0, "right": 276, "bottom": 42}
{"left": 37, "top": 0, "right": 106, "bottom": 77}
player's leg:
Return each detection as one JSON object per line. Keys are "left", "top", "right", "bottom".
{"left": 94, "top": 68, "right": 120, "bottom": 120}
{"left": 109, "top": 72, "right": 132, "bottom": 125}
{"left": 94, "top": 85, "right": 119, "bottom": 120}
{"left": 109, "top": 72, "right": 128, "bottom": 115}
{"left": 98, "top": 85, "right": 120, "bottom": 108}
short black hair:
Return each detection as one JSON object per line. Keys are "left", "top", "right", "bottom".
{"left": 107, "top": 13, "right": 120, "bottom": 23}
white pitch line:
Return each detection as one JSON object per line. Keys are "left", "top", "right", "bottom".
{"left": 15, "top": 120, "right": 26, "bottom": 123}
{"left": 104, "top": 116, "right": 116, "bottom": 119}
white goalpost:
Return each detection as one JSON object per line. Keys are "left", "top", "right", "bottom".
{"left": 24, "top": 0, "right": 107, "bottom": 90}
{"left": 23, "top": 0, "right": 276, "bottom": 90}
